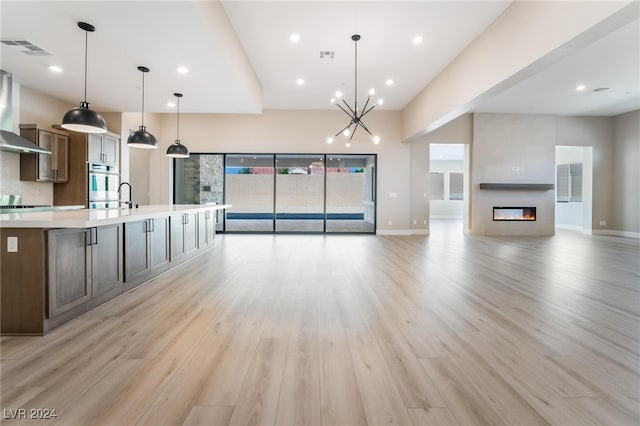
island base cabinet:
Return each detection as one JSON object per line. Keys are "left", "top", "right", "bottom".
{"left": 170, "top": 212, "right": 198, "bottom": 264}
{"left": 124, "top": 217, "right": 170, "bottom": 289}
{"left": 198, "top": 209, "right": 217, "bottom": 249}
{"left": 47, "top": 225, "right": 123, "bottom": 318}
{"left": 47, "top": 229, "right": 92, "bottom": 317}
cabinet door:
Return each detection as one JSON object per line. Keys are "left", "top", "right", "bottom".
{"left": 37, "top": 130, "right": 54, "bottom": 181}
{"left": 52, "top": 134, "right": 69, "bottom": 182}
{"left": 170, "top": 215, "right": 186, "bottom": 262}
{"left": 87, "top": 134, "right": 103, "bottom": 163}
{"left": 149, "top": 217, "right": 170, "bottom": 271}
{"left": 124, "top": 220, "right": 150, "bottom": 283}
{"left": 48, "top": 228, "right": 91, "bottom": 317}
{"left": 198, "top": 212, "right": 207, "bottom": 249}
{"left": 102, "top": 134, "right": 119, "bottom": 165}
{"left": 208, "top": 210, "right": 216, "bottom": 245}
{"left": 184, "top": 212, "right": 198, "bottom": 256}
{"left": 91, "top": 224, "right": 123, "bottom": 297}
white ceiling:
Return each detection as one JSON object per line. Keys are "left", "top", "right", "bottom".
{"left": 1, "top": 1, "right": 638, "bottom": 122}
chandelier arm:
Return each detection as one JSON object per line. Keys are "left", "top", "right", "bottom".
{"left": 349, "top": 124, "right": 358, "bottom": 141}
{"left": 336, "top": 103, "right": 353, "bottom": 118}
{"left": 361, "top": 103, "right": 377, "bottom": 117}
{"left": 357, "top": 120, "right": 374, "bottom": 136}
{"left": 341, "top": 98, "right": 356, "bottom": 116}
{"left": 334, "top": 122, "right": 353, "bottom": 138}
{"left": 359, "top": 97, "right": 371, "bottom": 118}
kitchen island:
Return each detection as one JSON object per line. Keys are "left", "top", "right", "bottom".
{"left": 1, "top": 204, "right": 229, "bottom": 335}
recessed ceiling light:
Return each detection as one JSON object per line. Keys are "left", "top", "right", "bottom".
{"left": 412, "top": 35, "right": 424, "bottom": 45}
{"left": 296, "top": 78, "right": 304, "bottom": 85}
{"left": 167, "top": 102, "right": 175, "bottom": 108}
{"left": 385, "top": 79, "right": 394, "bottom": 86}
{"left": 289, "top": 33, "right": 300, "bottom": 43}
{"left": 575, "top": 84, "right": 586, "bottom": 91}
{"left": 177, "top": 66, "right": 189, "bottom": 74}
{"left": 49, "top": 65, "right": 63, "bottom": 73}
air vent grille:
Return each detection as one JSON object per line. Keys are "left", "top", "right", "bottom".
{"left": 1, "top": 39, "right": 52, "bottom": 56}
{"left": 320, "top": 51, "right": 335, "bottom": 59}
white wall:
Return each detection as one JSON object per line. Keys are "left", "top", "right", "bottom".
{"left": 612, "top": 110, "right": 640, "bottom": 233}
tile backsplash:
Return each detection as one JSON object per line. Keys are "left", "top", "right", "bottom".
{"left": 0, "top": 151, "right": 53, "bottom": 205}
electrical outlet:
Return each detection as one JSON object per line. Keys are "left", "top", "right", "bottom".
{"left": 599, "top": 220, "right": 606, "bottom": 226}
{"left": 7, "top": 237, "right": 18, "bottom": 252}
{"left": 423, "top": 220, "right": 427, "bottom": 225}
{"left": 512, "top": 166, "right": 520, "bottom": 172}
{"left": 413, "top": 220, "right": 417, "bottom": 225}
{"left": 388, "top": 220, "right": 393, "bottom": 225}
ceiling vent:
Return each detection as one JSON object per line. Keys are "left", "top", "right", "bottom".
{"left": 1, "top": 39, "right": 52, "bottom": 56}
{"left": 320, "top": 50, "right": 335, "bottom": 59}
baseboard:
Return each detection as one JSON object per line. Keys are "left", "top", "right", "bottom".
{"left": 376, "top": 229, "right": 429, "bottom": 236}
{"left": 592, "top": 229, "right": 640, "bottom": 239}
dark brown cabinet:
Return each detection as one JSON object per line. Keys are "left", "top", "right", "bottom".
{"left": 19, "top": 124, "right": 69, "bottom": 182}
{"left": 124, "top": 216, "right": 170, "bottom": 287}
{"left": 198, "top": 209, "right": 216, "bottom": 249}
{"left": 47, "top": 224, "right": 122, "bottom": 318}
{"left": 170, "top": 212, "right": 198, "bottom": 263}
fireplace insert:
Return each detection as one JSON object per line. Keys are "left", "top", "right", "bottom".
{"left": 493, "top": 207, "right": 536, "bottom": 221}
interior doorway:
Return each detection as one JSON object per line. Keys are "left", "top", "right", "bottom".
{"left": 555, "top": 146, "right": 593, "bottom": 232}
{"left": 428, "top": 144, "right": 468, "bottom": 235}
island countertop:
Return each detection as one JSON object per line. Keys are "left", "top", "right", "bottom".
{"left": 0, "top": 204, "right": 231, "bottom": 228}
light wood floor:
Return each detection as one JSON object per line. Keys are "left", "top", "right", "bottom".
{"left": 1, "top": 223, "right": 639, "bottom": 425}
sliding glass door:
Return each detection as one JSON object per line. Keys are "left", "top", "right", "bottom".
{"left": 326, "top": 155, "right": 376, "bottom": 233}
{"left": 174, "top": 153, "right": 376, "bottom": 234}
{"left": 225, "top": 154, "right": 275, "bottom": 232}
{"left": 275, "top": 154, "right": 325, "bottom": 232}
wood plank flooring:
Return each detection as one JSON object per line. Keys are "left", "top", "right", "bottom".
{"left": 1, "top": 223, "right": 639, "bottom": 425}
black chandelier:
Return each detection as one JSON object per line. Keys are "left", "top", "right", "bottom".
{"left": 327, "top": 34, "right": 382, "bottom": 147}
{"left": 166, "top": 93, "right": 190, "bottom": 158}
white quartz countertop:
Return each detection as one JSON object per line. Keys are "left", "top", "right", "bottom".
{"left": 0, "top": 204, "right": 230, "bottom": 228}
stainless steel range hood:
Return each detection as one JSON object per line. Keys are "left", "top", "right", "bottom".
{"left": 0, "top": 69, "right": 51, "bottom": 154}
{"left": 0, "top": 130, "right": 51, "bottom": 154}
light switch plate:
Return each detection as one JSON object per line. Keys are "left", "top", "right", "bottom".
{"left": 7, "top": 236, "right": 18, "bottom": 252}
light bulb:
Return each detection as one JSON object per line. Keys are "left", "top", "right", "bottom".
{"left": 330, "top": 97, "right": 337, "bottom": 104}
{"left": 326, "top": 137, "right": 334, "bottom": 144}
{"left": 335, "top": 90, "right": 343, "bottom": 99}
{"left": 368, "top": 88, "right": 375, "bottom": 96}
{"left": 377, "top": 98, "right": 384, "bottom": 105}
{"left": 372, "top": 135, "right": 380, "bottom": 144}
{"left": 346, "top": 142, "right": 351, "bottom": 148}
{"left": 343, "top": 129, "right": 350, "bottom": 137}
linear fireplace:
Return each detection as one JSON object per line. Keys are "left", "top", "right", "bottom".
{"left": 493, "top": 207, "right": 536, "bottom": 221}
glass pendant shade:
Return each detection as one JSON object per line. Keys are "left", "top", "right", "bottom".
{"left": 128, "top": 66, "right": 157, "bottom": 149}
{"left": 166, "top": 92, "right": 189, "bottom": 158}
{"left": 61, "top": 22, "right": 107, "bottom": 134}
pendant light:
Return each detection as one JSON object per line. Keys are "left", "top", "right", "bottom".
{"left": 166, "top": 93, "right": 189, "bottom": 158}
{"left": 127, "top": 66, "right": 158, "bottom": 149}
{"left": 61, "top": 22, "right": 107, "bottom": 133}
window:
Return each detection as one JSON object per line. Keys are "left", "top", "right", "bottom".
{"left": 429, "top": 172, "right": 444, "bottom": 200}
{"left": 556, "top": 163, "right": 582, "bottom": 203}
{"left": 449, "top": 172, "right": 463, "bottom": 200}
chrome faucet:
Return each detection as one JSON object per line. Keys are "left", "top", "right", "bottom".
{"left": 118, "top": 182, "right": 133, "bottom": 209}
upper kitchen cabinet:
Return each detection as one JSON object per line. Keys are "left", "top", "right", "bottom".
{"left": 19, "top": 124, "right": 69, "bottom": 182}
{"left": 88, "top": 133, "right": 119, "bottom": 166}
{"left": 53, "top": 130, "right": 120, "bottom": 207}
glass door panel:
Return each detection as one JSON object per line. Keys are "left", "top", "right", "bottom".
{"left": 174, "top": 154, "right": 225, "bottom": 231}
{"left": 326, "top": 154, "right": 376, "bottom": 233}
{"left": 275, "top": 155, "right": 325, "bottom": 232}
{"left": 225, "top": 154, "right": 275, "bottom": 232}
